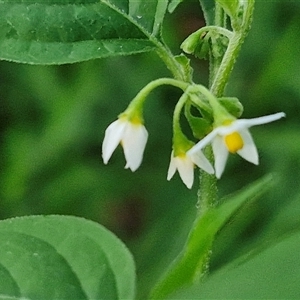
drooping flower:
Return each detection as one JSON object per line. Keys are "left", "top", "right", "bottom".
{"left": 167, "top": 149, "right": 214, "bottom": 189}
{"left": 187, "top": 112, "right": 285, "bottom": 178}
{"left": 102, "top": 118, "right": 148, "bottom": 172}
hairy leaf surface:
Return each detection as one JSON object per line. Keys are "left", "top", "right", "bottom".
{"left": 0, "top": 0, "right": 169, "bottom": 64}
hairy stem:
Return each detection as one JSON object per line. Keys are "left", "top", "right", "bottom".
{"left": 210, "top": 1, "right": 255, "bottom": 96}
{"left": 195, "top": 0, "right": 255, "bottom": 283}
{"left": 156, "top": 45, "right": 188, "bottom": 82}
{"left": 126, "top": 77, "right": 189, "bottom": 116}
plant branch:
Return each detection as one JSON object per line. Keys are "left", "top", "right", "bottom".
{"left": 210, "top": 1, "right": 255, "bottom": 97}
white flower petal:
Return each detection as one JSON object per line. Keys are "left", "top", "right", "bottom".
{"left": 167, "top": 153, "right": 194, "bottom": 189}
{"left": 122, "top": 123, "right": 148, "bottom": 171}
{"left": 216, "top": 112, "right": 285, "bottom": 136}
{"left": 187, "top": 129, "right": 219, "bottom": 155}
{"left": 176, "top": 156, "right": 194, "bottom": 189}
{"left": 167, "top": 152, "right": 177, "bottom": 180}
{"left": 234, "top": 112, "right": 286, "bottom": 129}
{"left": 190, "top": 151, "right": 214, "bottom": 174}
{"left": 102, "top": 119, "right": 126, "bottom": 164}
{"left": 237, "top": 129, "right": 259, "bottom": 165}
{"left": 212, "top": 135, "right": 229, "bottom": 179}
{"left": 188, "top": 112, "right": 284, "bottom": 179}
{"left": 217, "top": 123, "right": 241, "bottom": 135}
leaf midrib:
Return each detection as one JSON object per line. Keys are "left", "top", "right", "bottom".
{"left": 100, "top": 0, "right": 165, "bottom": 50}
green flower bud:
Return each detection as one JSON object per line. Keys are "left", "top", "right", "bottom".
{"left": 181, "top": 29, "right": 210, "bottom": 60}
{"left": 181, "top": 27, "right": 230, "bottom": 60}
{"left": 210, "top": 32, "right": 229, "bottom": 59}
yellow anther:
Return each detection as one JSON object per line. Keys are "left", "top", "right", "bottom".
{"left": 224, "top": 132, "right": 244, "bottom": 153}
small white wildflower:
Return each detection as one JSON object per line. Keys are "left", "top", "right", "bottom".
{"left": 102, "top": 118, "right": 148, "bottom": 171}
{"left": 188, "top": 112, "right": 285, "bottom": 178}
{"left": 167, "top": 150, "right": 214, "bottom": 189}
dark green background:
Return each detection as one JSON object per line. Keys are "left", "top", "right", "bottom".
{"left": 0, "top": 1, "right": 299, "bottom": 298}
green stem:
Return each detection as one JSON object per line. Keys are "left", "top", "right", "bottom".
{"left": 193, "top": 8, "right": 224, "bottom": 283}
{"left": 193, "top": 1, "right": 226, "bottom": 285}
{"left": 133, "top": 78, "right": 189, "bottom": 102}
{"left": 195, "top": 84, "right": 233, "bottom": 123}
{"left": 197, "top": 146, "right": 218, "bottom": 215}
{"left": 210, "top": 31, "right": 242, "bottom": 96}
{"left": 150, "top": 2, "right": 255, "bottom": 299}
{"left": 208, "top": 3, "right": 225, "bottom": 87}
{"left": 194, "top": 0, "right": 255, "bottom": 283}
{"left": 203, "top": 26, "right": 233, "bottom": 39}
{"left": 156, "top": 46, "right": 187, "bottom": 81}
{"left": 125, "top": 78, "right": 189, "bottom": 118}
{"left": 171, "top": 92, "right": 192, "bottom": 153}
{"left": 173, "top": 92, "right": 188, "bottom": 133}
{"left": 195, "top": 2, "right": 239, "bottom": 280}
{"left": 215, "top": 3, "right": 225, "bottom": 27}
{"left": 210, "top": 1, "right": 255, "bottom": 96}
{"left": 193, "top": 120, "right": 218, "bottom": 282}
{"left": 195, "top": 84, "right": 218, "bottom": 107}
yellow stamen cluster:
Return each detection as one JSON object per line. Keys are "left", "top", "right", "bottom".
{"left": 224, "top": 132, "right": 244, "bottom": 153}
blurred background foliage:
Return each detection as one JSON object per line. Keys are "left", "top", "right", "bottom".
{"left": 0, "top": 1, "right": 299, "bottom": 298}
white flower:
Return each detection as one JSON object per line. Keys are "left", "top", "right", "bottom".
{"left": 188, "top": 112, "right": 285, "bottom": 179}
{"left": 167, "top": 150, "right": 214, "bottom": 189}
{"left": 102, "top": 118, "right": 148, "bottom": 171}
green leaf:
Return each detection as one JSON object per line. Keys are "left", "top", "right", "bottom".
{"left": 151, "top": 174, "right": 273, "bottom": 299}
{"left": 184, "top": 103, "right": 212, "bottom": 140}
{"left": 174, "top": 54, "right": 193, "bottom": 82}
{"left": 173, "top": 230, "right": 300, "bottom": 299}
{"left": 187, "top": 115, "right": 212, "bottom": 140}
{"left": 0, "top": 0, "right": 169, "bottom": 64}
{"left": 218, "top": 96, "right": 244, "bottom": 118}
{"left": 0, "top": 215, "right": 135, "bottom": 299}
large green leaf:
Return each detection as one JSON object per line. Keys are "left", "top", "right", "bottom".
{"left": 151, "top": 174, "right": 273, "bottom": 299}
{"left": 173, "top": 230, "right": 300, "bottom": 299}
{"left": 0, "top": 0, "right": 169, "bottom": 64}
{"left": 0, "top": 215, "right": 135, "bottom": 299}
